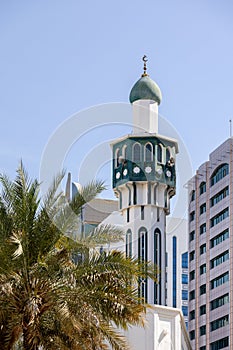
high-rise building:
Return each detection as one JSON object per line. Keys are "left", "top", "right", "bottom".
{"left": 188, "top": 138, "right": 232, "bottom": 350}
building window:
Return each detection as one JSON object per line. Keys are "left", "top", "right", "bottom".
{"left": 145, "top": 143, "right": 153, "bottom": 162}
{"left": 182, "top": 273, "right": 188, "bottom": 284}
{"left": 126, "top": 208, "right": 130, "bottom": 222}
{"left": 200, "top": 223, "right": 206, "bottom": 235}
{"left": 157, "top": 144, "right": 162, "bottom": 163}
{"left": 126, "top": 229, "right": 132, "bottom": 258}
{"left": 200, "top": 284, "right": 206, "bottom": 295}
{"left": 154, "top": 229, "right": 161, "bottom": 304}
{"left": 189, "top": 310, "right": 195, "bottom": 320}
{"left": 200, "top": 203, "right": 206, "bottom": 215}
{"left": 189, "top": 230, "right": 195, "bottom": 241}
{"left": 190, "top": 190, "right": 195, "bottom": 201}
{"left": 210, "top": 294, "right": 229, "bottom": 311}
{"left": 141, "top": 205, "right": 145, "bottom": 220}
{"left": 210, "top": 229, "right": 229, "bottom": 248}
{"left": 210, "top": 315, "right": 229, "bottom": 332}
{"left": 210, "top": 186, "right": 229, "bottom": 207}
{"left": 182, "top": 306, "right": 188, "bottom": 317}
{"left": 172, "top": 236, "right": 177, "bottom": 307}
{"left": 190, "top": 270, "right": 195, "bottom": 281}
{"left": 200, "top": 244, "right": 206, "bottom": 255}
{"left": 190, "top": 250, "right": 195, "bottom": 261}
{"left": 210, "top": 337, "right": 229, "bottom": 350}
{"left": 211, "top": 272, "right": 229, "bottom": 289}
{"left": 200, "top": 346, "right": 206, "bottom": 350}
{"left": 210, "top": 163, "right": 229, "bottom": 187}
{"left": 200, "top": 181, "right": 206, "bottom": 195}
{"left": 138, "top": 228, "right": 148, "bottom": 301}
{"left": 200, "top": 325, "right": 206, "bottom": 336}
{"left": 210, "top": 250, "right": 229, "bottom": 269}
{"left": 115, "top": 148, "right": 120, "bottom": 167}
{"left": 133, "top": 182, "right": 137, "bottom": 205}
{"left": 200, "top": 264, "right": 206, "bottom": 275}
{"left": 200, "top": 304, "right": 206, "bottom": 315}
{"left": 182, "top": 252, "right": 188, "bottom": 268}
{"left": 189, "top": 290, "right": 195, "bottom": 300}
{"left": 189, "top": 330, "right": 195, "bottom": 340}
{"left": 190, "top": 211, "right": 195, "bottom": 222}
{"left": 133, "top": 143, "right": 141, "bottom": 163}
{"left": 182, "top": 290, "right": 188, "bottom": 301}
{"left": 210, "top": 207, "right": 229, "bottom": 227}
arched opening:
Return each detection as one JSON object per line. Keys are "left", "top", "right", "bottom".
{"left": 138, "top": 227, "right": 148, "bottom": 301}
{"left": 157, "top": 144, "right": 163, "bottom": 163}
{"left": 132, "top": 143, "right": 141, "bottom": 163}
{"left": 115, "top": 148, "right": 120, "bottom": 167}
{"left": 210, "top": 163, "right": 229, "bottom": 186}
{"left": 126, "top": 229, "right": 132, "bottom": 258}
{"left": 154, "top": 228, "right": 161, "bottom": 304}
{"left": 145, "top": 143, "right": 153, "bottom": 162}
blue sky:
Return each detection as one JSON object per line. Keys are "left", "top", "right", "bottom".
{"left": 1, "top": 0, "right": 233, "bottom": 198}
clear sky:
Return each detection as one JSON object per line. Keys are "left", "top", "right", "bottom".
{"left": 1, "top": 0, "right": 233, "bottom": 198}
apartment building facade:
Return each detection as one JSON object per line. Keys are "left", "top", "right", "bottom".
{"left": 188, "top": 138, "right": 233, "bottom": 350}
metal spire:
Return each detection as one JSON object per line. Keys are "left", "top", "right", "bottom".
{"left": 141, "top": 55, "right": 149, "bottom": 77}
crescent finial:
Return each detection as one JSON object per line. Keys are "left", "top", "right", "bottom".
{"left": 142, "top": 55, "right": 148, "bottom": 77}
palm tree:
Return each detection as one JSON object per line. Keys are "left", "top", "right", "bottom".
{"left": 0, "top": 163, "right": 157, "bottom": 350}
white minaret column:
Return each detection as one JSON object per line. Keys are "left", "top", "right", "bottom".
{"left": 112, "top": 56, "right": 177, "bottom": 306}
{"left": 132, "top": 99, "right": 158, "bottom": 134}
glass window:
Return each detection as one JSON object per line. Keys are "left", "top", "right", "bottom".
{"left": 190, "top": 270, "right": 195, "bottom": 280}
{"left": 189, "top": 290, "right": 195, "bottom": 300}
{"left": 210, "top": 294, "right": 229, "bottom": 311}
{"left": 200, "top": 325, "right": 206, "bottom": 336}
{"left": 190, "top": 190, "right": 195, "bottom": 201}
{"left": 200, "top": 284, "right": 206, "bottom": 295}
{"left": 189, "top": 230, "right": 195, "bottom": 241}
{"left": 182, "top": 306, "right": 188, "bottom": 317}
{"left": 182, "top": 290, "right": 188, "bottom": 300}
{"left": 200, "top": 304, "right": 206, "bottom": 315}
{"left": 200, "top": 264, "right": 206, "bottom": 275}
{"left": 210, "top": 337, "right": 229, "bottom": 350}
{"left": 210, "top": 315, "right": 229, "bottom": 332}
{"left": 200, "top": 223, "right": 206, "bottom": 235}
{"left": 182, "top": 252, "right": 188, "bottom": 268}
{"left": 200, "top": 244, "right": 206, "bottom": 255}
{"left": 210, "top": 229, "right": 229, "bottom": 248}
{"left": 182, "top": 273, "right": 188, "bottom": 284}
{"left": 200, "top": 181, "right": 206, "bottom": 195}
{"left": 189, "top": 310, "right": 195, "bottom": 320}
{"left": 190, "top": 211, "right": 195, "bottom": 222}
{"left": 210, "top": 186, "right": 229, "bottom": 207}
{"left": 210, "top": 163, "right": 229, "bottom": 187}
{"left": 200, "top": 203, "right": 206, "bottom": 215}
{"left": 200, "top": 346, "right": 206, "bottom": 350}
{"left": 190, "top": 250, "right": 195, "bottom": 261}
{"left": 210, "top": 250, "right": 229, "bottom": 269}
{"left": 189, "top": 330, "right": 195, "bottom": 340}
{"left": 210, "top": 207, "right": 229, "bottom": 227}
{"left": 211, "top": 272, "right": 229, "bottom": 289}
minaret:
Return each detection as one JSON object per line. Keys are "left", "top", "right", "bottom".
{"left": 111, "top": 57, "right": 179, "bottom": 306}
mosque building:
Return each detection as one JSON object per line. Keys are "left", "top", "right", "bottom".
{"left": 67, "top": 57, "right": 191, "bottom": 349}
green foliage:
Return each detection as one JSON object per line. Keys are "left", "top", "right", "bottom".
{"left": 0, "top": 163, "right": 157, "bottom": 350}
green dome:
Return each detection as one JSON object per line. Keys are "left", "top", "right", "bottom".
{"left": 129, "top": 75, "right": 162, "bottom": 105}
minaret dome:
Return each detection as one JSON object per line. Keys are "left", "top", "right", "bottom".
{"left": 129, "top": 55, "right": 162, "bottom": 105}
